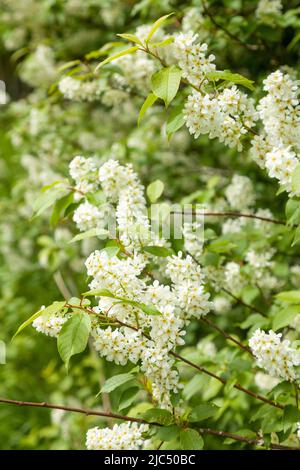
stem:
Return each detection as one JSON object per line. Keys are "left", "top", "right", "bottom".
{"left": 201, "top": 2, "right": 260, "bottom": 52}
{"left": 0, "top": 397, "right": 296, "bottom": 449}
{"left": 171, "top": 210, "right": 285, "bottom": 226}
{"left": 201, "top": 316, "right": 252, "bottom": 355}
{"left": 294, "top": 383, "right": 299, "bottom": 409}
{"left": 221, "top": 287, "right": 264, "bottom": 316}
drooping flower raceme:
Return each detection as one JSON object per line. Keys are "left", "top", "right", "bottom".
{"left": 249, "top": 329, "right": 300, "bottom": 382}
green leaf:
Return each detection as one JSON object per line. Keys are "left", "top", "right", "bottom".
{"left": 13, "top": 301, "right": 66, "bottom": 340}
{"left": 188, "top": 403, "right": 219, "bottom": 423}
{"left": 83, "top": 288, "right": 114, "bottom": 297}
{"left": 118, "top": 387, "right": 139, "bottom": 411}
{"left": 101, "top": 372, "right": 135, "bottom": 393}
{"left": 206, "top": 70, "right": 255, "bottom": 91}
{"left": 273, "top": 306, "right": 300, "bottom": 330}
{"left": 276, "top": 290, "right": 300, "bottom": 303}
{"left": 143, "top": 246, "right": 173, "bottom": 257}
{"left": 95, "top": 46, "right": 139, "bottom": 71}
{"left": 180, "top": 429, "right": 204, "bottom": 450}
{"left": 145, "top": 13, "right": 174, "bottom": 43}
{"left": 291, "top": 163, "right": 300, "bottom": 193}
{"left": 283, "top": 405, "right": 300, "bottom": 433}
{"left": 154, "top": 425, "right": 180, "bottom": 442}
{"left": 117, "top": 33, "right": 142, "bottom": 45}
{"left": 138, "top": 93, "right": 158, "bottom": 126}
{"left": 58, "top": 60, "right": 81, "bottom": 73}
{"left": 57, "top": 312, "right": 91, "bottom": 369}
{"left": 292, "top": 225, "right": 300, "bottom": 246}
{"left": 33, "top": 186, "right": 68, "bottom": 217}
{"left": 50, "top": 192, "right": 74, "bottom": 227}
{"left": 69, "top": 228, "right": 108, "bottom": 243}
{"left": 146, "top": 179, "right": 164, "bottom": 202}
{"left": 151, "top": 37, "right": 174, "bottom": 49}
{"left": 151, "top": 66, "right": 182, "bottom": 107}
{"left": 102, "top": 245, "right": 120, "bottom": 258}
{"left": 166, "top": 105, "right": 185, "bottom": 138}
{"left": 142, "top": 408, "right": 174, "bottom": 425}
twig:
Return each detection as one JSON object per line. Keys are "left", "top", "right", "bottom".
{"left": 201, "top": 316, "right": 252, "bottom": 355}
{"left": 171, "top": 210, "right": 285, "bottom": 226}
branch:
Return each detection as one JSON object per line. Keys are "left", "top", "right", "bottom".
{"left": 201, "top": 2, "right": 260, "bottom": 52}
{"left": 0, "top": 397, "right": 297, "bottom": 449}
{"left": 221, "top": 287, "right": 264, "bottom": 316}
{"left": 171, "top": 210, "right": 285, "bottom": 226}
{"left": 201, "top": 316, "right": 253, "bottom": 355}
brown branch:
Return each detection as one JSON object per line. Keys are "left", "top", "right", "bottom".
{"left": 0, "top": 397, "right": 149, "bottom": 424}
{"left": 201, "top": 316, "right": 252, "bottom": 355}
{"left": 0, "top": 397, "right": 296, "bottom": 449}
{"left": 221, "top": 287, "right": 264, "bottom": 316}
{"left": 171, "top": 210, "right": 285, "bottom": 226}
{"left": 201, "top": 2, "right": 260, "bottom": 52}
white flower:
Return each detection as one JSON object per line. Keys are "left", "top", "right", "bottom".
{"left": 58, "top": 76, "right": 104, "bottom": 101}
{"left": 265, "top": 147, "right": 299, "bottom": 194}
{"left": 256, "top": 0, "right": 282, "bottom": 24}
{"left": 249, "top": 329, "right": 300, "bottom": 382}
{"left": 33, "top": 309, "right": 69, "bottom": 338}
{"left": 225, "top": 175, "right": 255, "bottom": 210}
{"left": 73, "top": 201, "right": 105, "bottom": 231}
{"left": 86, "top": 422, "right": 149, "bottom": 450}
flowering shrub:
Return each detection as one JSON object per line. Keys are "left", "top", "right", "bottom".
{"left": 1, "top": 0, "right": 300, "bottom": 451}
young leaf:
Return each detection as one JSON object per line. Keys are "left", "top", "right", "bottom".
{"left": 95, "top": 46, "right": 139, "bottom": 71}
{"left": 69, "top": 228, "right": 108, "bottom": 243}
{"left": 188, "top": 403, "right": 219, "bottom": 423}
{"left": 206, "top": 70, "right": 255, "bottom": 91}
{"left": 180, "top": 429, "right": 204, "bottom": 450}
{"left": 118, "top": 387, "right": 140, "bottom": 411}
{"left": 151, "top": 66, "right": 182, "bottom": 107}
{"left": 57, "top": 312, "right": 91, "bottom": 368}
{"left": 166, "top": 105, "right": 185, "bottom": 137}
{"left": 50, "top": 192, "right": 74, "bottom": 227}
{"left": 276, "top": 290, "right": 300, "bottom": 303}
{"left": 117, "top": 33, "right": 142, "bottom": 45}
{"left": 138, "top": 93, "right": 158, "bottom": 126}
{"left": 146, "top": 179, "right": 164, "bottom": 202}
{"left": 33, "top": 186, "right": 68, "bottom": 218}
{"left": 13, "top": 301, "right": 66, "bottom": 340}
{"left": 151, "top": 37, "right": 174, "bottom": 49}
{"left": 143, "top": 246, "right": 173, "bottom": 257}
{"left": 145, "top": 13, "right": 174, "bottom": 43}
{"left": 291, "top": 164, "right": 300, "bottom": 193}
{"left": 273, "top": 306, "right": 300, "bottom": 330}
{"left": 101, "top": 372, "right": 135, "bottom": 393}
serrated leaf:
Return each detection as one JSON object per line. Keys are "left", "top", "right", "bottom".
{"left": 138, "top": 93, "right": 158, "bottom": 125}
{"left": 143, "top": 246, "right": 173, "bottom": 257}
{"left": 33, "top": 186, "right": 68, "bottom": 218}
{"left": 276, "top": 290, "right": 300, "bottom": 303}
{"left": 118, "top": 387, "right": 139, "bottom": 411}
{"left": 151, "top": 37, "right": 174, "bottom": 49}
{"left": 57, "top": 312, "right": 91, "bottom": 368}
{"left": 13, "top": 301, "right": 66, "bottom": 340}
{"left": 180, "top": 429, "right": 204, "bottom": 450}
{"left": 206, "top": 70, "right": 255, "bottom": 91}
{"left": 117, "top": 33, "right": 142, "bottom": 45}
{"left": 142, "top": 408, "right": 174, "bottom": 425}
{"left": 69, "top": 228, "right": 108, "bottom": 243}
{"left": 188, "top": 403, "right": 219, "bottom": 423}
{"left": 101, "top": 372, "right": 135, "bottom": 394}
{"left": 166, "top": 105, "right": 185, "bottom": 137}
{"left": 273, "top": 306, "right": 300, "bottom": 330}
{"left": 146, "top": 179, "right": 164, "bottom": 202}
{"left": 95, "top": 46, "right": 139, "bottom": 71}
{"left": 50, "top": 192, "right": 74, "bottom": 227}
{"left": 151, "top": 66, "right": 182, "bottom": 107}
{"left": 154, "top": 425, "right": 180, "bottom": 442}
{"left": 291, "top": 163, "right": 300, "bottom": 193}
{"left": 145, "top": 13, "right": 174, "bottom": 43}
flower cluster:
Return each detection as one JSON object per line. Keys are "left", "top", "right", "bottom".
{"left": 249, "top": 329, "right": 300, "bottom": 381}
{"left": 251, "top": 70, "right": 300, "bottom": 193}
{"left": 256, "top": 0, "right": 282, "bottom": 24}
{"left": 58, "top": 76, "right": 104, "bottom": 102}
{"left": 225, "top": 175, "right": 255, "bottom": 211}
{"left": 184, "top": 85, "right": 257, "bottom": 151}
{"left": 86, "top": 422, "right": 149, "bottom": 450}
{"left": 32, "top": 308, "right": 69, "bottom": 338}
